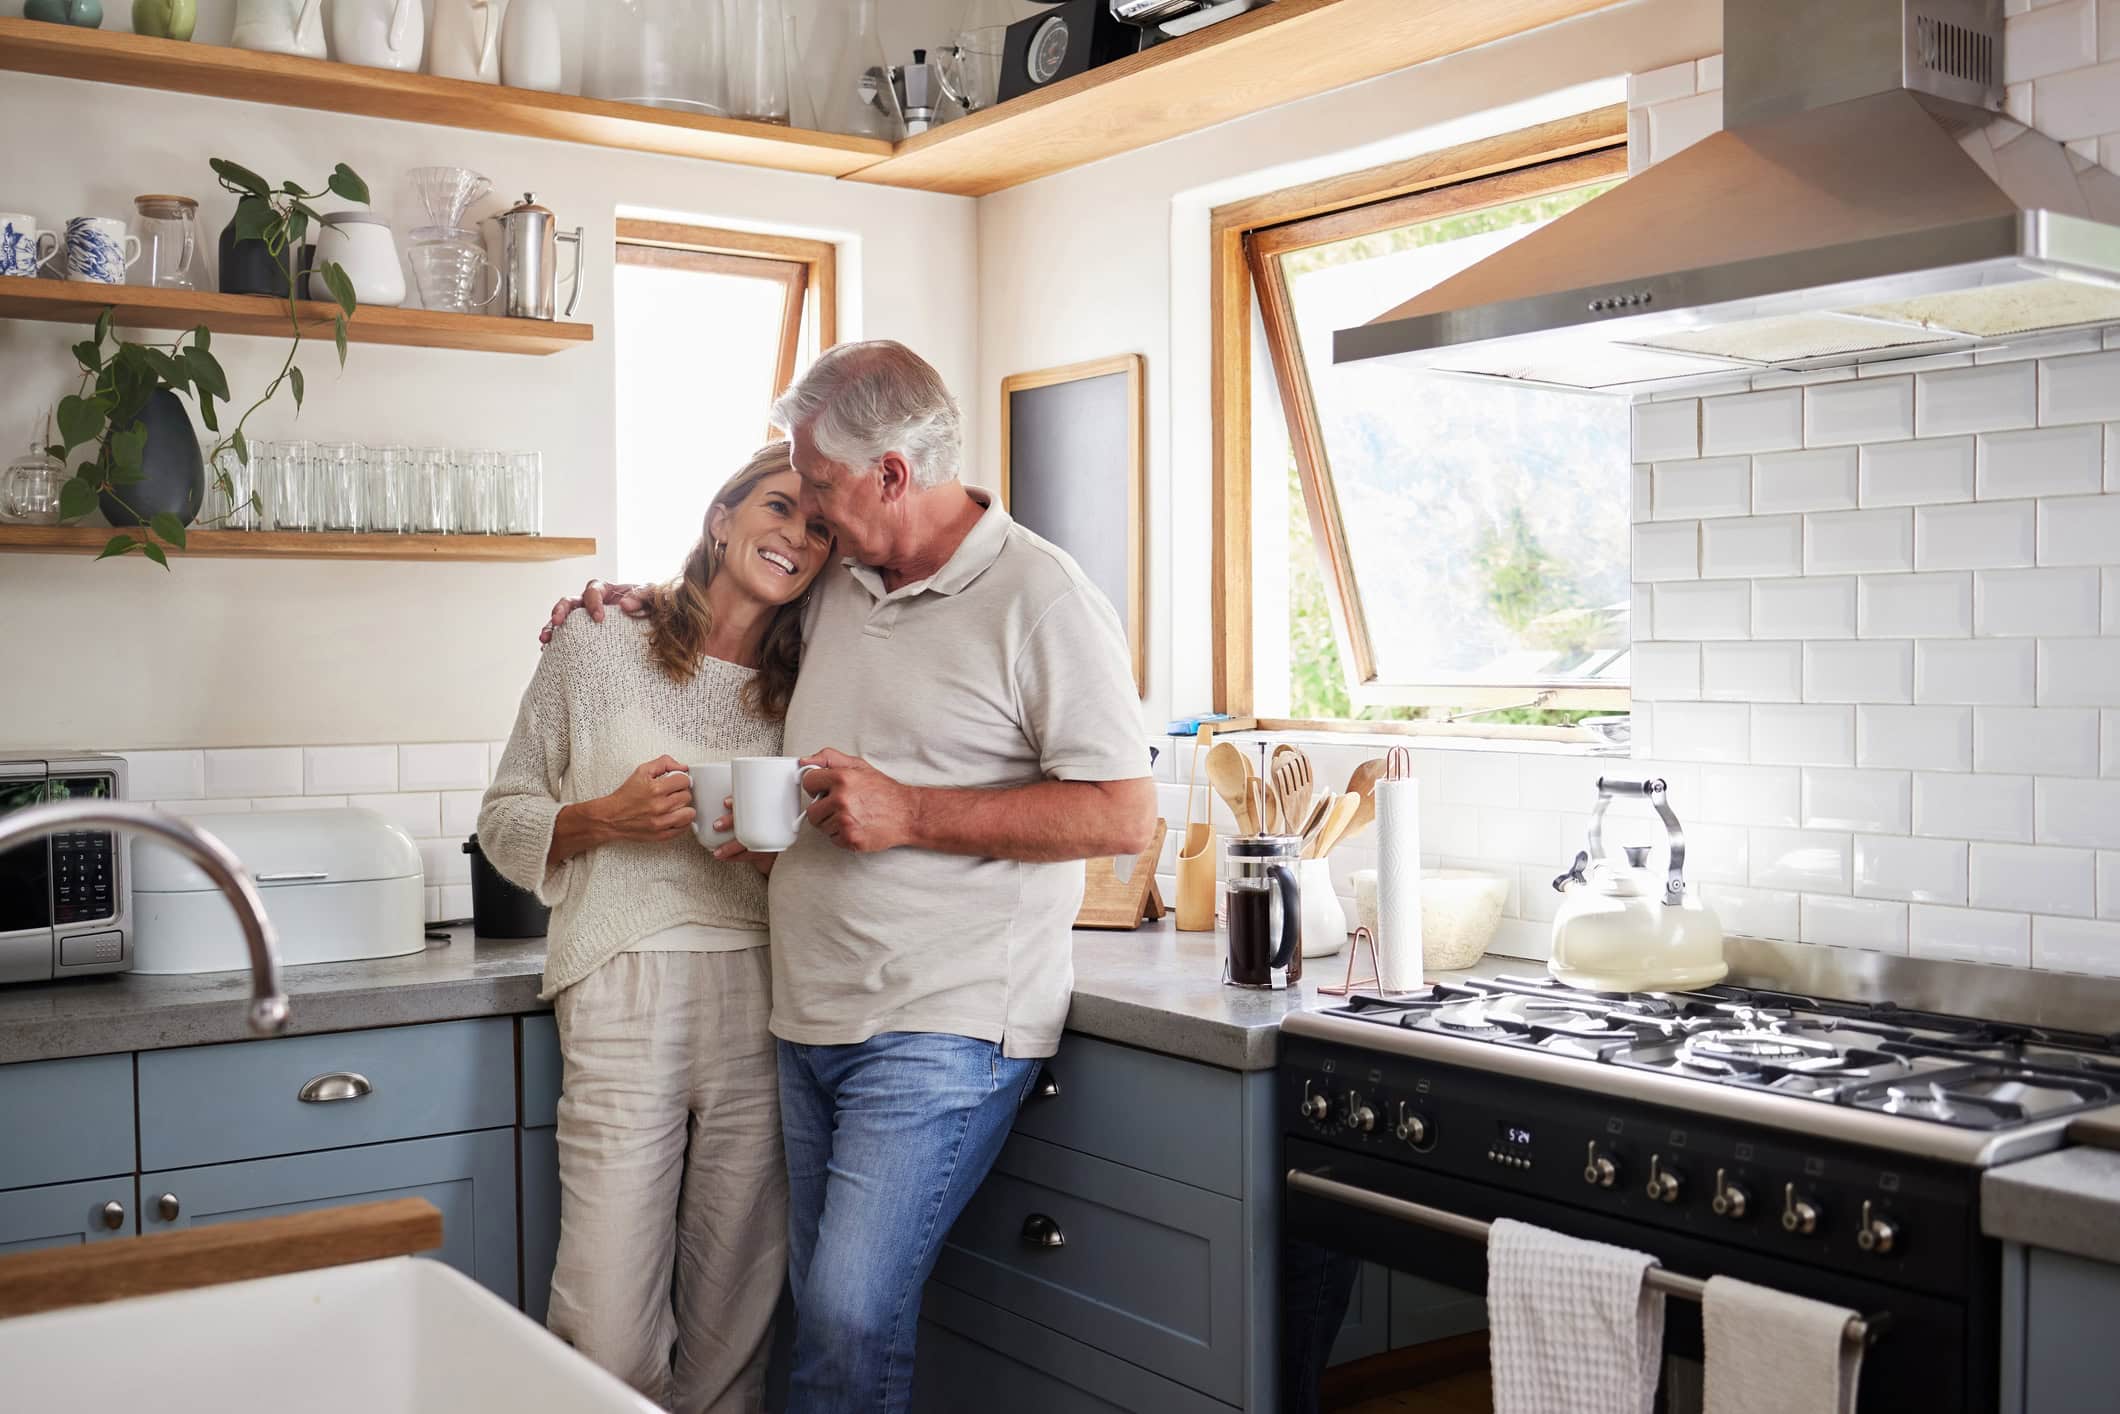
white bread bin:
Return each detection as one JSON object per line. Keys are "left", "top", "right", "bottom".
{"left": 131, "top": 807, "right": 425, "bottom": 974}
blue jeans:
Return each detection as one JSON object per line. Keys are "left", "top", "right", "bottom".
{"left": 777, "top": 1032, "right": 1041, "bottom": 1414}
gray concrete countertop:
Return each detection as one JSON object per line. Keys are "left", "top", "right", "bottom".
{"left": 1983, "top": 1147, "right": 2120, "bottom": 1267}
{"left": 0, "top": 918, "right": 1350, "bottom": 1070}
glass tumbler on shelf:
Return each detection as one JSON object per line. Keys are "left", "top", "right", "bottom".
{"left": 313, "top": 442, "right": 366, "bottom": 533}
{"left": 365, "top": 445, "right": 413, "bottom": 533}
{"left": 500, "top": 450, "right": 542, "bottom": 535}
{"left": 411, "top": 448, "right": 455, "bottom": 533}
{"left": 584, "top": 0, "right": 727, "bottom": 114}
{"left": 453, "top": 450, "right": 501, "bottom": 534}
{"left": 726, "top": 0, "right": 791, "bottom": 124}
{"left": 202, "top": 445, "right": 259, "bottom": 530}
{"left": 260, "top": 440, "right": 313, "bottom": 532}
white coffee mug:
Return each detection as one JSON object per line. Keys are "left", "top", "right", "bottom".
{"left": 689, "top": 761, "right": 735, "bottom": 850}
{"left": 732, "top": 757, "right": 820, "bottom": 854}
{"left": 0, "top": 213, "right": 43, "bottom": 277}
{"left": 49, "top": 217, "right": 142, "bottom": 284}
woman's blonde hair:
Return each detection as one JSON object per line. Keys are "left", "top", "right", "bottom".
{"left": 644, "top": 442, "right": 814, "bottom": 719}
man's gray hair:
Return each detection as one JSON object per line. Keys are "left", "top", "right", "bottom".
{"left": 771, "top": 340, "right": 963, "bottom": 489}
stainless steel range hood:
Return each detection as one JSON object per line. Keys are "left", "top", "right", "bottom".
{"left": 1334, "top": 0, "right": 2120, "bottom": 394}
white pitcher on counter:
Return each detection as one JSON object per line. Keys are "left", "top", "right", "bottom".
{"left": 429, "top": 0, "right": 505, "bottom": 84}
{"left": 330, "top": 0, "right": 425, "bottom": 73}
{"left": 231, "top": 0, "right": 326, "bottom": 59}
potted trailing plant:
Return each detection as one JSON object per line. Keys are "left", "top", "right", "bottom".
{"left": 47, "top": 159, "right": 368, "bottom": 567}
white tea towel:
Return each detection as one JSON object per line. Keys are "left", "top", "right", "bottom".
{"left": 1702, "top": 1276, "right": 1863, "bottom": 1414}
{"left": 1373, "top": 777, "right": 1423, "bottom": 990}
{"left": 1488, "top": 1217, "right": 1666, "bottom": 1414}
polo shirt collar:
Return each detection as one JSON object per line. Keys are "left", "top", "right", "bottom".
{"left": 843, "top": 489, "right": 1012, "bottom": 601}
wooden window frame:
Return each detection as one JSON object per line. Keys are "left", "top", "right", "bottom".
{"left": 1210, "top": 106, "right": 1631, "bottom": 723}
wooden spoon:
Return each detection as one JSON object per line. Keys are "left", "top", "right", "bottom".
{"left": 1308, "top": 792, "right": 1361, "bottom": 859}
{"left": 1336, "top": 757, "right": 1387, "bottom": 845}
{"left": 1206, "top": 740, "right": 1254, "bottom": 833}
{"left": 1292, "top": 794, "right": 1332, "bottom": 850}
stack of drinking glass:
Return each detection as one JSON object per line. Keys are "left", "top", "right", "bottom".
{"left": 205, "top": 442, "right": 543, "bottom": 536}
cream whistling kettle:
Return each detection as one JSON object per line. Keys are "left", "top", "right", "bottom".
{"left": 1548, "top": 777, "right": 1726, "bottom": 992}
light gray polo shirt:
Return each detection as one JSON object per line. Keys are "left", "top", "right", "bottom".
{"left": 767, "top": 491, "right": 1146, "bottom": 1059}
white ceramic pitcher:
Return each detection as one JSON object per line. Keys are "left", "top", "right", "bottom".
{"left": 429, "top": 0, "right": 505, "bottom": 84}
{"left": 231, "top": 0, "right": 326, "bottom": 59}
{"left": 331, "top": 0, "right": 425, "bottom": 73}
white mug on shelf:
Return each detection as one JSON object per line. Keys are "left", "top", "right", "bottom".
{"left": 51, "top": 217, "right": 142, "bottom": 284}
{"left": 330, "top": 0, "right": 426, "bottom": 73}
{"left": 429, "top": 0, "right": 503, "bottom": 84}
{"left": 731, "top": 757, "right": 820, "bottom": 854}
{"left": 0, "top": 213, "right": 44, "bottom": 277}
{"left": 231, "top": 0, "right": 328, "bottom": 59}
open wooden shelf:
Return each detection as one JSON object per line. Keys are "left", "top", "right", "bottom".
{"left": 0, "top": 525, "right": 597, "bottom": 562}
{"left": 0, "top": 271, "right": 592, "bottom": 355}
{"left": 0, "top": 18, "right": 890, "bottom": 178}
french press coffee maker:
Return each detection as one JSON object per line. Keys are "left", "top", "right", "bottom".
{"left": 1223, "top": 834, "right": 1303, "bottom": 989}
{"left": 492, "top": 193, "right": 584, "bottom": 321}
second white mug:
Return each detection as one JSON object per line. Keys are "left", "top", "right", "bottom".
{"left": 689, "top": 761, "right": 735, "bottom": 850}
{"left": 731, "top": 756, "right": 819, "bottom": 854}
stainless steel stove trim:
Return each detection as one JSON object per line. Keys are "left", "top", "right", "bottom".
{"left": 1722, "top": 936, "right": 2120, "bottom": 1038}
{"left": 1281, "top": 1009, "right": 2076, "bottom": 1167}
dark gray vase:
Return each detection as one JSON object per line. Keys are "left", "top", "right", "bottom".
{"left": 98, "top": 390, "right": 204, "bottom": 528}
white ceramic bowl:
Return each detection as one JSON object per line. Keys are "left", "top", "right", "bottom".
{"left": 1419, "top": 868, "right": 1511, "bottom": 970}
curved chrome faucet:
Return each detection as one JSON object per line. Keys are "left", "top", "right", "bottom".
{"left": 0, "top": 802, "right": 289, "bottom": 1035}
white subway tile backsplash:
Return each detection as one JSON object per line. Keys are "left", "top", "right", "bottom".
{"left": 1696, "top": 764, "right": 1801, "bottom": 827}
{"left": 1803, "top": 768, "right": 1911, "bottom": 833}
{"left": 1975, "top": 567, "right": 2102, "bottom": 636}
{"left": 1752, "top": 827, "right": 1852, "bottom": 892}
{"left": 1632, "top": 465, "right": 1653, "bottom": 522}
{"left": 1915, "top": 500, "right": 2037, "bottom": 570}
{"left": 349, "top": 791, "right": 442, "bottom": 840}
{"left": 1702, "top": 387, "right": 1804, "bottom": 456}
{"left": 2040, "top": 638, "right": 2120, "bottom": 705}
{"left": 1478, "top": 807, "right": 1560, "bottom": 865}
{"left": 1751, "top": 704, "right": 1855, "bottom": 765}
{"left": 1702, "top": 642, "right": 1803, "bottom": 702}
{"left": 1916, "top": 361, "right": 2038, "bottom": 436}
{"left": 1914, "top": 772, "right": 2035, "bottom": 842}
{"left": 1653, "top": 702, "right": 1752, "bottom": 762}
{"left": 2103, "top": 850, "right": 2120, "bottom": 919}
{"left": 1627, "top": 58, "right": 1698, "bottom": 107}
{"left": 1632, "top": 399, "right": 1700, "bottom": 462}
{"left": 1684, "top": 823, "right": 1754, "bottom": 885}
{"left": 1800, "top": 894, "right": 1908, "bottom": 952}
{"left": 1858, "top": 573, "right": 1973, "bottom": 638}
{"left": 1803, "top": 641, "right": 1913, "bottom": 703}
{"left": 1971, "top": 842, "right": 2097, "bottom": 916}
{"left": 2108, "top": 709, "right": 2120, "bottom": 777}
{"left": 398, "top": 743, "right": 490, "bottom": 792}
{"left": 1975, "top": 330, "right": 2108, "bottom": 364}
{"left": 1436, "top": 752, "right": 1519, "bottom": 807}
{"left": 1702, "top": 516, "right": 1804, "bottom": 578}
{"left": 1910, "top": 905, "right": 2032, "bottom": 966}
{"left": 1655, "top": 581, "right": 1753, "bottom": 639}
{"left": 2038, "top": 350, "right": 2120, "bottom": 424}
{"left": 1857, "top": 706, "right": 1973, "bottom": 770}
{"left": 1630, "top": 643, "right": 1702, "bottom": 701}
{"left": 1976, "top": 707, "right": 2104, "bottom": 775}
{"left": 2108, "top": 570, "right": 2120, "bottom": 630}
{"left": 1700, "top": 884, "right": 1799, "bottom": 941}
{"left": 440, "top": 883, "right": 474, "bottom": 923}
{"left": 2036, "top": 777, "right": 2120, "bottom": 848}
{"left": 155, "top": 798, "right": 253, "bottom": 818}
{"left": 2004, "top": 0, "right": 2098, "bottom": 82}
{"left": 1633, "top": 522, "right": 1700, "bottom": 581}
{"left": 1752, "top": 446, "right": 1859, "bottom": 515}
{"left": 254, "top": 795, "right": 344, "bottom": 812}
{"left": 2032, "top": 916, "right": 2120, "bottom": 975}
{"left": 203, "top": 748, "right": 303, "bottom": 800}
{"left": 1915, "top": 639, "right": 2038, "bottom": 706}
{"left": 2110, "top": 421, "right": 2119, "bottom": 489}
{"left": 1978, "top": 424, "right": 2105, "bottom": 499}
{"left": 1855, "top": 833, "right": 1969, "bottom": 904}
{"left": 442, "top": 790, "right": 484, "bottom": 839}
{"left": 1654, "top": 457, "right": 1752, "bottom": 520}
{"left": 1755, "top": 577, "right": 1857, "bottom": 638}
{"left": 1806, "top": 376, "right": 1914, "bottom": 446}
{"left": 119, "top": 750, "right": 204, "bottom": 802}
{"left": 1807, "top": 509, "right": 1914, "bottom": 574}
{"left": 2036, "top": 492, "right": 2120, "bottom": 564}
{"left": 304, "top": 745, "right": 396, "bottom": 797}
{"left": 1516, "top": 755, "right": 1611, "bottom": 812}
{"left": 1860, "top": 437, "right": 1974, "bottom": 506}
{"left": 1647, "top": 89, "right": 1723, "bottom": 164}
{"left": 2007, "top": 77, "right": 2035, "bottom": 122}
{"left": 1420, "top": 800, "right": 1480, "bottom": 855}
{"left": 417, "top": 838, "right": 472, "bottom": 887}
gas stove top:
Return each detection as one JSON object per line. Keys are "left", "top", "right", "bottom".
{"left": 1323, "top": 973, "right": 2120, "bottom": 1135}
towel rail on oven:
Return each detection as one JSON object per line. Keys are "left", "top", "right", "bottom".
{"left": 1287, "top": 1169, "right": 1885, "bottom": 1347}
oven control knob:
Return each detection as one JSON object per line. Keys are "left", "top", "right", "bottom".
{"left": 1781, "top": 1183, "right": 1821, "bottom": 1236}
{"left": 1299, "top": 1082, "right": 1330, "bottom": 1123}
{"left": 1583, "top": 1141, "right": 1618, "bottom": 1189}
{"left": 1856, "top": 1201, "right": 1898, "bottom": 1256}
{"left": 1343, "top": 1092, "right": 1377, "bottom": 1133}
{"left": 1710, "top": 1169, "right": 1749, "bottom": 1220}
{"left": 1644, "top": 1153, "right": 1682, "bottom": 1204}
{"left": 1394, "top": 1104, "right": 1429, "bottom": 1148}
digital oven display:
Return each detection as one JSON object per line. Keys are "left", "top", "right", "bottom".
{"left": 1498, "top": 1122, "right": 1532, "bottom": 1149}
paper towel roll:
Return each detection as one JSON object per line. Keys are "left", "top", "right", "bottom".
{"left": 1374, "top": 778, "right": 1424, "bottom": 991}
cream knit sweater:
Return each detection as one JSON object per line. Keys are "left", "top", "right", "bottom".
{"left": 478, "top": 613, "right": 780, "bottom": 999}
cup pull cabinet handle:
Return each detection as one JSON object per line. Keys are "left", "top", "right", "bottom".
{"left": 1019, "top": 1213, "right": 1066, "bottom": 1250}
{"left": 99, "top": 1199, "right": 126, "bottom": 1230}
{"left": 1033, "top": 1069, "right": 1060, "bottom": 1101}
{"left": 299, "top": 1071, "right": 374, "bottom": 1104}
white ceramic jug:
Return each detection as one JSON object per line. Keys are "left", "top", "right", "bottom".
{"left": 430, "top": 0, "right": 505, "bottom": 84}
{"left": 500, "top": 0, "right": 565, "bottom": 92}
{"left": 231, "top": 0, "right": 326, "bottom": 59}
{"left": 330, "top": 0, "right": 425, "bottom": 73}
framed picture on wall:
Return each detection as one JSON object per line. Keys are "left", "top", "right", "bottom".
{"left": 999, "top": 354, "right": 1148, "bottom": 697}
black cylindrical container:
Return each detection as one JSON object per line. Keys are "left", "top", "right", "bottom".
{"left": 463, "top": 833, "right": 549, "bottom": 938}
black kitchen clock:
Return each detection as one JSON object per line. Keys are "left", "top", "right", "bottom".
{"left": 998, "top": 0, "right": 1146, "bottom": 104}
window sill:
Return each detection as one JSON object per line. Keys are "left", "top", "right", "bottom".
{"left": 1204, "top": 718, "right": 1626, "bottom": 758}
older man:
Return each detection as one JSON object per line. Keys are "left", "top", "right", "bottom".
{"left": 561, "top": 340, "right": 1155, "bottom": 1413}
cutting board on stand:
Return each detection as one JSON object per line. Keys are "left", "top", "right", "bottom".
{"left": 1075, "top": 818, "right": 1168, "bottom": 930}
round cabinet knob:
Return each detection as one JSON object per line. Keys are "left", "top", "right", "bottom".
{"left": 1855, "top": 1200, "right": 1898, "bottom": 1256}
{"left": 1583, "top": 1141, "right": 1618, "bottom": 1189}
{"left": 1394, "top": 1105, "right": 1429, "bottom": 1148}
{"left": 1710, "top": 1168, "right": 1749, "bottom": 1220}
{"left": 1781, "top": 1183, "right": 1820, "bottom": 1236}
{"left": 99, "top": 1200, "right": 126, "bottom": 1231}
{"left": 1644, "top": 1154, "right": 1682, "bottom": 1204}
{"left": 156, "top": 1193, "right": 180, "bottom": 1222}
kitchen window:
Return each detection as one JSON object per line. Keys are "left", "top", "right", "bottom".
{"left": 1215, "top": 113, "right": 1633, "bottom": 729}
{"left": 612, "top": 221, "right": 836, "bottom": 582}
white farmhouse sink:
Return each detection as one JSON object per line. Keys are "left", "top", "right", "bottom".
{"left": 0, "top": 1257, "right": 657, "bottom": 1413}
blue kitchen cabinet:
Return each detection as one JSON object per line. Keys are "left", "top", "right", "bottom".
{"left": 2004, "top": 1243, "right": 2120, "bottom": 1413}
{"left": 0, "top": 1052, "right": 134, "bottom": 1192}
{"left": 0, "top": 1177, "right": 137, "bottom": 1253}
{"left": 518, "top": 1013, "right": 562, "bottom": 1323}
{"left": 139, "top": 1123, "right": 519, "bottom": 1302}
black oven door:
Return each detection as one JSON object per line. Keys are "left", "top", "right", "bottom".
{"left": 1287, "top": 1137, "right": 1989, "bottom": 1414}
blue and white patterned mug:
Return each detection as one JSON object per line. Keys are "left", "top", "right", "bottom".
{"left": 0, "top": 213, "right": 44, "bottom": 277}
{"left": 50, "top": 216, "right": 143, "bottom": 285}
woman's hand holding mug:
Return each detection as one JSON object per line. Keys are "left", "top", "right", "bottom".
{"left": 594, "top": 756, "right": 695, "bottom": 843}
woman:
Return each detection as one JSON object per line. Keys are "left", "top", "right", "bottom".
{"left": 479, "top": 442, "right": 830, "bottom": 1414}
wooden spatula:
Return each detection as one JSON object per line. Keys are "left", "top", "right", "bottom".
{"left": 1307, "top": 792, "right": 1360, "bottom": 859}
{"left": 1337, "top": 756, "right": 1386, "bottom": 845}
{"left": 1206, "top": 740, "right": 1254, "bottom": 833}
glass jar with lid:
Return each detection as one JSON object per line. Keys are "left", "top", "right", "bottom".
{"left": 134, "top": 194, "right": 205, "bottom": 290}
{"left": 2, "top": 443, "right": 64, "bottom": 525}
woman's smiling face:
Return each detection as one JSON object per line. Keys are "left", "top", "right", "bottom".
{"left": 709, "top": 467, "right": 832, "bottom": 606}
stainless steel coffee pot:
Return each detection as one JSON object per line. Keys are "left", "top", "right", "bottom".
{"left": 492, "top": 192, "right": 582, "bottom": 320}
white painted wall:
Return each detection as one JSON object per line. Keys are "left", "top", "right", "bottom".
{"left": 0, "top": 2, "right": 978, "bottom": 749}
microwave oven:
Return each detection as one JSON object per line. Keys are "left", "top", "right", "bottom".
{"left": 0, "top": 753, "right": 130, "bottom": 983}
